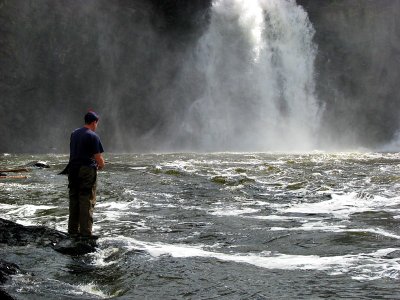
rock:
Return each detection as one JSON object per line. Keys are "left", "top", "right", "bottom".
{"left": 0, "top": 289, "right": 14, "bottom": 300}
{"left": 34, "top": 161, "right": 50, "bottom": 168}
{"left": 0, "top": 218, "right": 68, "bottom": 246}
{"left": 53, "top": 238, "right": 97, "bottom": 256}
{"left": 0, "top": 219, "right": 98, "bottom": 299}
{"left": 0, "top": 259, "right": 20, "bottom": 300}
{"left": 0, "top": 260, "right": 20, "bottom": 284}
{"left": 383, "top": 250, "right": 400, "bottom": 259}
{"left": 0, "top": 218, "right": 97, "bottom": 256}
{"left": 26, "top": 161, "right": 50, "bottom": 168}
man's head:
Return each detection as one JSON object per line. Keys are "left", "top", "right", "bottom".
{"left": 84, "top": 111, "right": 99, "bottom": 131}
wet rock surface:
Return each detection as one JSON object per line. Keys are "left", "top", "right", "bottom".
{"left": 0, "top": 218, "right": 97, "bottom": 298}
{"left": 26, "top": 161, "right": 51, "bottom": 168}
{"left": 0, "top": 218, "right": 68, "bottom": 246}
{"left": 0, "top": 260, "right": 20, "bottom": 284}
{"left": 0, "top": 218, "right": 97, "bottom": 254}
{"left": 53, "top": 238, "right": 97, "bottom": 256}
{"left": 0, "top": 260, "right": 20, "bottom": 300}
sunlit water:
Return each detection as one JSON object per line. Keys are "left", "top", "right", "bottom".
{"left": 1, "top": 152, "right": 400, "bottom": 299}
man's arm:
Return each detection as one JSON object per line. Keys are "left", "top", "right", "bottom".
{"left": 94, "top": 153, "right": 105, "bottom": 170}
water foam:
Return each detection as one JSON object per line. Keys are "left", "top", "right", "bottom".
{"left": 283, "top": 192, "right": 400, "bottom": 219}
{"left": 75, "top": 283, "right": 110, "bottom": 298}
{"left": 210, "top": 207, "right": 260, "bottom": 216}
{"left": 0, "top": 204, "right": 58, "bottom": 224}
{"left": 98, "top": 236, "right": 400, "bottom": 280}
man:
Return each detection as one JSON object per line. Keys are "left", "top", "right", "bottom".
{"left": 68, "top": 111, "right": 105, "bottom": 239}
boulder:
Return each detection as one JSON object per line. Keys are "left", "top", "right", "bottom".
{"left": 0, "top": 218, "right": 97, "bottom": 255}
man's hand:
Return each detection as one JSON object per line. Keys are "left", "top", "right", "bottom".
{"left": 94, "top": 153, "right": 105, "bottom": 170}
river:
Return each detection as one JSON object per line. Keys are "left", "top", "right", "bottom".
{"left": 1, "top": 152, "right": 400, "bottom": 299}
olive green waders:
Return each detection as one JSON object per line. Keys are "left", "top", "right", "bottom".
{"left": 68, "top": 166, "right": 97, "bottom": 237}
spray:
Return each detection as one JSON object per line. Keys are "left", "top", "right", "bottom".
{"left": 177, "top": 0, "right": 321, "bottom": 151}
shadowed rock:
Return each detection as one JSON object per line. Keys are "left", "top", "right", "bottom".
{"left": 383, "top": 250, "right": 400, "bottom": 260}
{"left": 0, "top": 260, "right": 20, "bottom": 300}
{"left": 0, "top": 218, "right": 97, "bottom": 255}
{"left": 0, "top": 260, "right": 20, "bottom": 284}
{"left": 0, "top": 218, "right": 98, "bottom": 299}
{"left": 0, "top": 218, "right": 68, "bottom": 246}
{"left": 0, "top": 289, "right": 14, "bottom": 300}
{"left": 53, "top": 239, "right": 97, "bottom": 256}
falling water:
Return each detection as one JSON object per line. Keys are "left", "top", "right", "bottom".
{"left": 178, "top": 0, "right": 321, "bottom": 151}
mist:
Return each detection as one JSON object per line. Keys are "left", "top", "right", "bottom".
{"left": 172, "top": 0, "right": 320, "bottom": 152}
{"left": 299, "top": 0, "right": 400, "bottom": 150}
{"left": 0, "top": 0, "right": 399, "bottom": 153}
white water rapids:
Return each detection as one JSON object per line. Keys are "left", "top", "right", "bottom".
{"left": 2, "top": 152, "right": 400, "bottom": 299}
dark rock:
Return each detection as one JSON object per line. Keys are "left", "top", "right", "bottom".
{"left": 0, "top": 219, "right": 98, "bottom": 299}
{"left": 0, "top": 218, "right": 68, "bottom": 246}
{"left": 0, "top": 218, "right": 97, "bottom": 255}
{"left": 383, "top": 250, "right": 400, "bottom": 260}
{"left": 297, "top": 0, "right": 400, "bottom": 148}
{"left": 0, "top": 288, "right": 14, "bottom": 300}
{"left": 53, "top": 239, "right": 97, "bottom": 256}
{"left": 0, "top": 260, "right": 20, "bottom": 284}
{"left": 0, "top": 260, "right": 20, "bottom": 300}
{"left": 34, "top": 162, "right": 50, "bottom": 168}
{"left": 26, "top": 161, "right": 50, "bottom": 168}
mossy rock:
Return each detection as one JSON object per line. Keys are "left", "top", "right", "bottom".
{"left": 263, "top": 165, "right": 281, "bottom": 173}
{"left": 164, "top": 169, "right": 183, "bottom": 176}
{"left": 211, "top": 176, "right": 227, "bottom": 184}
{"left": 238, "top": 177, "right": 255, "bottom": 184}
{"left": 286, "top": 182, "right": 306, "bottom": 190}
{"left": 149, "top": 168, "right": 163, "bottom": 174}
{"left": 212, "top": 176, "right": 254, "bottom": 186}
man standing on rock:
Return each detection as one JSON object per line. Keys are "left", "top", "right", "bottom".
{"left": 67, "top": 111, "right": 105, "bottom": 239}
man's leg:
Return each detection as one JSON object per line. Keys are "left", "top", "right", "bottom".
{"left": 68, "top": 174, "right": 80, "bottom": 235}
{"left": 78, "top": 166, "right": 97, "bottom": 237}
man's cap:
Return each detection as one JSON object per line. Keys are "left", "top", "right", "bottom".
{"left": 84, "top": 111, "right": 99, "bottom": 123}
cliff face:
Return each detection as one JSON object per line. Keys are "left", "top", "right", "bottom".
{"left": 298, "top": 0, "right": 400, "bottom": 149}
{"left": 0, "top": 0, "right": 211, "bottom": 153}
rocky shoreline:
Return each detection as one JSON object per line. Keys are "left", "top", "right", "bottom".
{"left": 0, "top": 218, "right": 97, "bottom": 299}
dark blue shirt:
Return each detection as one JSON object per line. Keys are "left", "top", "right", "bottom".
{"left": 69, "top": 127, "right": 104, "bottom": 169}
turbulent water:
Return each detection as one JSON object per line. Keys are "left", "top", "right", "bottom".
{"left": 1, "top": 152, "right": 400, "bottom": 299}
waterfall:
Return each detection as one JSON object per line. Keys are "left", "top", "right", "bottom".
{"left": 177, "top": 0, "right": 321, "bottom": 151}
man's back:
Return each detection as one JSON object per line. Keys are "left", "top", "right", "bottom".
{"left": 69, "top": 127, "right": 103, "bottom": 169}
